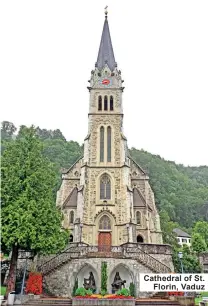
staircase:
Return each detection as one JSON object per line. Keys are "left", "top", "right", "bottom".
{"left": 38, "top": 244, "right": 171, "bottom": 276}
{"left": 135, "top": 300, "right": 180, "bottom": 306}
{"left": 22, "top": 298, "right": 72, "bottom": 306}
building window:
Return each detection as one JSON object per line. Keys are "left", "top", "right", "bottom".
{"left": 107, "top": 126, "right": 111, "bottom": 162}
{"left": 104, "top": 96, "right": 108, "bottom": 110}
{"left": 182, "top": 238, "right": 187, "bottom": 243}
{"left": 137, "top": 235, "right": 144, "bottom": 243}
{"left": 100, "top": 126, "right": 104, "bottom": 162}
{"left": 136, "top": 211, "right": 141, "bottom": 225}
{"left": 100, "top": 174, "right": 111, "bottom": 200}
{"left": 98, "top": 96, "right": 102, "bottom": 111}
{"left": 69, "top": 234, "right": 73, "bottom": 242}
{"left": 177, "top": 238, "right": 180, "bottom": 242}
{"left": 99, "top": 215, "right": 111, "bottom": 230}
{"left": 110, "top": 96, "right": 114, "bottom": 110}
{"left": 70, "top": 211, "right": 74, "bottom": 223}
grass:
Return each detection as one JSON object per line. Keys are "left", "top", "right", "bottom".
{"left": 195, "top": 292, "right": 208, "bottom": 305}
{"left": 0, "top": 286, "right": 6, "bottom": 296}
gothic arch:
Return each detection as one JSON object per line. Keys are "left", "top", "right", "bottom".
{"left": 75, "top": 263, "right": 99, "bottom": 293}
{"left": 109, "top": 263, "right": 134, "bottom": 293}
{"left": 100, "top": 173, "right": 111, "bottom": 200}
{"left": 96, "top": 171, "right": 114, "bottom": 204}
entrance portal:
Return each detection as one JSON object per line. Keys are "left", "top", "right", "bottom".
{"left": 98, "top": 232, "right": 111, "bottom": 252}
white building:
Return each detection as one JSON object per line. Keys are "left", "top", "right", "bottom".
{"left": 173, "top": 228, "right": 191, "bottom": 247}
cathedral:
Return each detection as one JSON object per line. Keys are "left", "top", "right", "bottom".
{"left": 39, "top": 10, "right": 174, "bottom": 298}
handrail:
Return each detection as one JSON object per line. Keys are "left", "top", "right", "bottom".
{"left": 38, "top": 244, "right": 171, "bottom": 275}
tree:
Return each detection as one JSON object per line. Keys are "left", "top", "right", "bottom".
{"left": 1, "top": 126, "right": 68, "bottom": 296}
{"left": 192, "top": 221, "right": 208, "bottom": 247}
{"left": 1, "top": 121, "right": 17, "bottom": 140}
{"left": 191, "top": 233, "right": 207, "bottom": 255}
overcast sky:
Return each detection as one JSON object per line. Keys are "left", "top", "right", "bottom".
{"left": 1, "top": 1, "right": 208, "bottom": 166}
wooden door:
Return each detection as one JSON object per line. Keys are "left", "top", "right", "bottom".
{"left": 98, "top": 232, "right": 111, "bottom": 252}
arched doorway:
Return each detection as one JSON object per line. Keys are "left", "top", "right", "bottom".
{"left": 98, "top": 215, "right": 111, "bottom": 252}
{"left": 69, "top": 234, "right": 73, "bottom": 242}
{"left": 137, "top": 235, "right": 144, "bottom": 243}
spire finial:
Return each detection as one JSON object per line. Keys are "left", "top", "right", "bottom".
{"left": 104, "top": 6, "right": 108, "bottom": 18}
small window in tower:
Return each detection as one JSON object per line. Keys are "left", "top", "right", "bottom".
{"left": 104, "top": 96, "right": 108, "bottom": 111}
{"left": 99, "top": 215, "right": 111, "bottom": 230}
{"left": 70, "top": 211, "right": 74, "bottom": 224}
{"left": 100, "top": 126, "right": 104, "bottom": 162}
{"left": 98, "top": 96, "right": 102, "bottom": 111}
{"left": 110, "top": 96, "right": 114, "bottom": 110}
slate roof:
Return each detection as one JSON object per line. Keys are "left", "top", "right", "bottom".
{"left": 95, "top": 15, "right": 117, "bottom": 71}
{"left": 173, "top": 228, "right": 191, "bottom": 238}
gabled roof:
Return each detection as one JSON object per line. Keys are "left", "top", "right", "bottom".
{"left": 128, "top": 155, "right": 147, "bottom": 175}
{"left": 63, "top": 187, "right": 78, "bottom": 208}
{"left": 95, "top": 14, "right": 117, "bottom": 71}
{"left": 62, "top": 155, "right": 83, "bottom": 174}
{"left": 133, "top": 187, "right": 146, "bottom": 208}
{"left": 173, "top": 228, "right": 191, "bottom": 238}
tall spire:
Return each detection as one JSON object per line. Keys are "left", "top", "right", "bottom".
{"left": 95, "top": 8, "right": 117, "bottom": 71}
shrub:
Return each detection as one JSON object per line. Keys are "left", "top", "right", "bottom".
{"left": 117, "top": 288, "right": 130, "bottom": 296}
{"left": 129, "top": 282, "right": 135, "bottom": 297}
{"left": 100, "top": 289, "right": 107, "bottom": 296}
{"left": 72, "top": 279, "right": 78, "bottom": 296}
{"left": 86, "top": 289, "right": 93, "bottom": 296}
{"left": 101, "top": 262, "right": 107, "bottom": 292}
{"left": 75, "top": 287, "right": 86, "bottom": 296}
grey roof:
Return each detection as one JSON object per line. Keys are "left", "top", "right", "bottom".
{"left": 133, "top": 188, "right": 146, "bottom": 208}
{"left": 63, "top": 187, "right": 78, "bottom": 208}
{"left": 95, "top": 16, "right": 117, "bottom": 71}
{"left": 173, "top": 228, "right": 191, "bottom": 238}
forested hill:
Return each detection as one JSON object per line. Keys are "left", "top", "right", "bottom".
{"left": 1, "top": 121, "right": 208, "bottom": 230}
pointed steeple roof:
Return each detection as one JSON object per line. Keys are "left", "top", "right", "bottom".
{"left": 95, "top": 10, "right": 117, "bottom": 71}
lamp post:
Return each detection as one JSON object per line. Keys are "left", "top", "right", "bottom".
{"left": 80, "top": 223, "right": 83, "bottom": 243}
{"left": 126, "top": 224, "right": 130, "bottom": 243}
{"left": 178, "top": 251, "right": 184, "bottom": 273}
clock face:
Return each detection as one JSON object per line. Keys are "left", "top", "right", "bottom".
{"left": 102, "top": 79, "right": 110, "bottom": 85}
{"left": 100, "top": 78, "right": 112, "bottom": 86}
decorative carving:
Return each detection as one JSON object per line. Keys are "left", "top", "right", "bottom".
{"left": 112, "top": 272, "right": 126, "bottom": 292}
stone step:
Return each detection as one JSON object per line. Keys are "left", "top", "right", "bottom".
{"left": 135, "top": 300, "right": 180, "bottom": 306}
{"left": 23, "top": 299, "right": 72, "bottom": 305}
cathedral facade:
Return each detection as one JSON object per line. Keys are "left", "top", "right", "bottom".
{"left": 57, "top": 11, "right": 163, "bottom": 248}
{"left": 39, "top": 11, "right": 174, "bottom": 298}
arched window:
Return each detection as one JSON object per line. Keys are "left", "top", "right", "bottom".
{"left": 107, "top": 126, "right": 111, "bottom": 162}
{"left": 136, "top": 211, "right": 141, "bottom": 225}
{"left": 100, "top": 174, "right": 111, "bottom": 200}
{"left": 98, "top": 96, "right": 102, "bottom": 111}
{"left": 137, "top": 235, "right": 144, "bottom": 243}
{"left": 100, "top": 126, "right": 104, "bottom": 162}
{"left": 99, "top": 215, "right": 111, "bottom": 230}
{"left": 110, "top": 96, "right": 114, "bottom": 110}
{"left": 69, "top": 234, "right": 73, "bottom": 242}
{"left": 104, "top": 96, "right": 108, "bottom": 110}
{"left": 70, "top": 211, "right": 74, "bottom": 224}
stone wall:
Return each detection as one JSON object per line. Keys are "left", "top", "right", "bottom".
{"left": 43, "top": 257, "right": 154, "bottom": 298}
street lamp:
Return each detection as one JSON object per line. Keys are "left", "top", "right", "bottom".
{"left": 126, "top": 224, "right": 129, "bottom": 243}
{"left": 178, "top": 251, "right": 184, "bottom": 273}
{"left": 80, "top": 223, "right": 83, "bottom": 243}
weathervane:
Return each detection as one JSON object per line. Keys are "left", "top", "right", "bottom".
{"left": 105, "top": 6, "right": 108, "bottom": 17}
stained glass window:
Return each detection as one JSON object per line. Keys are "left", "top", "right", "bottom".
{"left": 100, "top": 174, "right": 111, "bottom": 199}
{"left": 99, "top": 215, "right": 111, "bottom": 230}
{"left": 107, "top": 126, "right": 111, "bottom": 162}
{"left": 100, "top": 126, "right": 104, "bottom": 162}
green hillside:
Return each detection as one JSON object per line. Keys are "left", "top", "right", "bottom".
{"left": 1, "top": 121, "right": 208, "bottom": 230}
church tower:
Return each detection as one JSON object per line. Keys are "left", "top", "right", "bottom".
{"left": 56, "top": 9, "right": 163, "bottom": 247}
